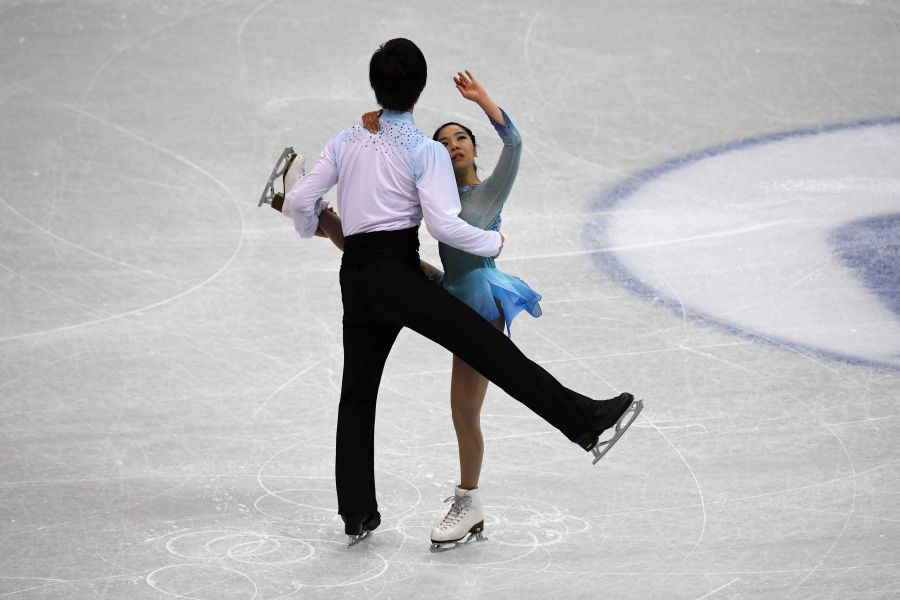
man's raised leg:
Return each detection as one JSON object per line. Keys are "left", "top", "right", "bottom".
{"left": 398, "top": 276, "right": 633, "bottom": 450}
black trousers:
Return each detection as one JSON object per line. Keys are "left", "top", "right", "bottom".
{"left": 336, "top": 227, "right": 597, "bottom": 519}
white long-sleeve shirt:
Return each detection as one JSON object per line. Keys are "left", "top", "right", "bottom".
{"left": 286, "top": 110, "right": 501, "bottom": 258}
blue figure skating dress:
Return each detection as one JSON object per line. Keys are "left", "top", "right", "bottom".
{"left": 434, "top": 110, "right": 542, "bottom": 335}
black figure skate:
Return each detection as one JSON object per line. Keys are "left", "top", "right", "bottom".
{"left": 582, "top": 393, "right": 644, "bottom": 464}
{"left": 345, "top": 513, "right": 381, "bottom": 548}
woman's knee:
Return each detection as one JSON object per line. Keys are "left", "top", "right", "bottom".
{"left": 451, "top": 405, "right": 482, "bottom": 434}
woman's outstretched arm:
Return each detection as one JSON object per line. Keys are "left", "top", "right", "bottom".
{"left": 455, "top": 70, "right": 521, "bottom": 227}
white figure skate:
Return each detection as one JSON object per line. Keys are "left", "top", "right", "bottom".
{"left": 589, "top": 397, "right": 644, "bottom": 464}
{"left": 430, "top": 487, "right": 487, "bottom": 553}
{"left": 257, "top": 146, "right": 305, "bottom": 215}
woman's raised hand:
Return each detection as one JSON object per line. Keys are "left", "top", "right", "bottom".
{"left": 454, "top": 70, "right": 488, "bottom": 104}
{"left": 453, "top": 70, "right": 505, "bottom": 125}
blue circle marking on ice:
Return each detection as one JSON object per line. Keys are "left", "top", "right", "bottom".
{"left": 831, "top": 213, "right": 900, "bottom": 320}
{"left": 585, "top": 117, "right": 900, "bottom": 369}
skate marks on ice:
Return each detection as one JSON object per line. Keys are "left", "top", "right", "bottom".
{"left": 146, "top": 530, "right": 389, "bottom": 598}
{"left": 142, "top": 436, "right": 599, "bottom": 598}
{"left": 144, "top": 440, "right": 394, "bottom": 598}
{"left": 586, "top": 118, "right": 900, "bottom": 370}
{"left": 142, "top": 505, "right": 589, "bottom": 599}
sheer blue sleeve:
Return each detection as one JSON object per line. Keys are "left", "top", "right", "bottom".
{"left": 467, "top": 108, "right": 521, "bottom": 229}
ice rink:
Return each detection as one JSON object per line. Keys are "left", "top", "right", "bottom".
{"left": 1, "top": 1, "right": 899, "bottom": 598}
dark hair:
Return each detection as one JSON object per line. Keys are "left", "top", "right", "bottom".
{"left": 433, "top": 122, "right": 478, "bottom": 172}
{"left": 432, "top": 122, "right": 477, "bottom": 149}
{"left": 369, "top": 38, "right": 427, "bottom": 111}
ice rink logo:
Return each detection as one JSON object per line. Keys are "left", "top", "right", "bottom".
{"left": 586, "top": 118, "right": 900, "bottom": 369}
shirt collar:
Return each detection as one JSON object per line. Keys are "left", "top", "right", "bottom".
{"left": 381, "top": 109, "right": 415, "bottom": 125}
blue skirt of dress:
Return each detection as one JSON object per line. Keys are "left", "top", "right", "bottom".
{"left": 442, "top": 267, "right": 542, "bottom": 336}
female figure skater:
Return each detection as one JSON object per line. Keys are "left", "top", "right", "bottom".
{"left": 380, "top": 71, "right": 542, "bottom": 549}
{"left": 356, "top": 71, "right": 542, "bottom": 549}
{"left": 263, "top": 71, "right": 554, "bottom": 550}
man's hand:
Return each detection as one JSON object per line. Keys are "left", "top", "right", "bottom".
{"left": 494, "top": 232, "right": 505, "bottom": 259}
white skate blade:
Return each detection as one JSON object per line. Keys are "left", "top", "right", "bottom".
{"left": 347, "top": 529, "right": 372, "bottom": 549}
{"left": 257, "top": 146, "right": 295, "bottom": 207}
{"left": 429, "top": 530, "right": 487, "bottom": 553}
{"left": 591, "top": 398, "right": 644, "bottom": 465}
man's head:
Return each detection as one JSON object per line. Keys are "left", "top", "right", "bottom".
{"left": 369, "top": 38, "right": 427, "bottom": 112}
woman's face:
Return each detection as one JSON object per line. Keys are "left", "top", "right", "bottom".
{"left": 435, "top": 125, "right": 476, "bottom": 174}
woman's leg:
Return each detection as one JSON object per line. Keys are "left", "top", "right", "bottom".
{"left": 316, "top": 208, "right": 345, "bottom": 250}
{"left": 450, "top": 312, "right": 504, "bottom": 490}
{"left": 431, "top": 312, "right": 503, "bottom": 548}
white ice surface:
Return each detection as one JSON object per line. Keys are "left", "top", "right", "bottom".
{"left": 1, "top": 2, "right": 899, "bottom": 599}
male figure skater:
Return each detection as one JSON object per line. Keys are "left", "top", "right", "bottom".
{"left": 285, "top": 38, "right": 642, "bottom": 546}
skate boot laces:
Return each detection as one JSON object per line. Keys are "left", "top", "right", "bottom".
{"left": 438, "top": 493, "right": 472, "bottom": 531}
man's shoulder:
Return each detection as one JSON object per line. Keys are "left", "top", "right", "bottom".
{"left": 335, "top": 119, "right": 438, "bottom": 155}
{"left": 382, "top": 118, "right": 432, "bottom": 144}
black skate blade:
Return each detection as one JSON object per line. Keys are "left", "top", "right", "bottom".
{"left": 258, "top": 146, "right": 295, "bottom": 207}
{"left": 347, "top": 529, "right": 372, "bottom": 549}
{"left": 591, "top": 398, "right": 644, "bottom": 464}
